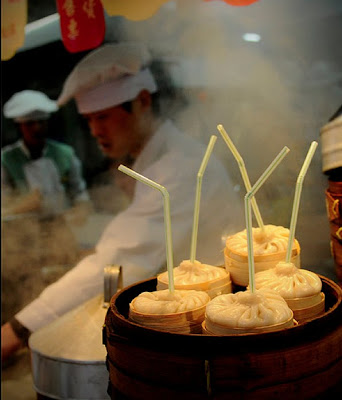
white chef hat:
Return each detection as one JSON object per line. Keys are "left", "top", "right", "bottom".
{"left": 3, "top": 90, "right": 58, "bottom": 122}
{"left": 57, "top": 42, "right": 158, "bottom": 114}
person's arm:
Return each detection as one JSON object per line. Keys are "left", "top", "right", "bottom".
{"left": 5, "top": 150, "right": 242, "bottom": 350}
{"left": 1, "top": 320, "right": 30, "bottom": 361}
{"left": 10, "top": 158, "right": 188, "bottom": 335}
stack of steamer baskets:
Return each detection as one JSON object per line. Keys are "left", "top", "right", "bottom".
{"left": 104, "top": 276, "right": 342, "bottom": 399}
{"left": 104, "top": 248, "right": 342, "bottom": 399}
{"left": 223, "top": 225, "right": 325, "bottom": 324}
{"left": 104, "top": 139, "right": 342, "bottom": 398}
{"left": 224, "top": 224, "right": 301, "bottom": 288}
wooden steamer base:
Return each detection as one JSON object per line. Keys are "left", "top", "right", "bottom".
{"left": 103, "top": 275, "right": 342, "bottom": 400}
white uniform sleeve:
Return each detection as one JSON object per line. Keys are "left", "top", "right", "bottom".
{"left": 14, "top": 147, "right": 243, "bottom": 333}
{"left": 14, "top": 156, "right": 194, "bottom": 332}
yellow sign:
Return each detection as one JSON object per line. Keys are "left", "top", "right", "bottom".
{"left": 1, "top": 0, "right": 27, "bottom": 61}
{"left": 101, "top": 0, "right": 169, "bottom": 21}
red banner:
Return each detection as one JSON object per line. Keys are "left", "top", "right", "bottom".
{"left": 56, "top": 0, "right": 105, "bottom": 53}
{"left": 206, "top": 0, "right": 259, "bottom": 6}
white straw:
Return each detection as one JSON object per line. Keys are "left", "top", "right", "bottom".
{"left": 190, "top": 135, "right": 217, "bottom": 262}
{"left": 118, "top": 164, "right": 175, "bottom": 292}
{"left": 285, "top": 141, "right": 318, "bottom": 262}
{"left": 217, "top": 124, "right": 265, "bottom": 230}
{"left": 245, "top": 146, "right": 290, "bottom": 292}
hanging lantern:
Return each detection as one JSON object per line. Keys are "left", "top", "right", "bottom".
{"left": 101, "top": 0, "right": 170, "bottom": 21}
{"left": 1, "top": 0, "right": 27, "bottom": 61}
{"left": 56, "top": 0, "right": 105, "bottom": 53}
{"left": 205, "top": 0, "right": 259, "bottom": 6}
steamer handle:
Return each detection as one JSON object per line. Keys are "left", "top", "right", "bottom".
{"left": 103, "top": 265, "right": 123, "bottom": 307}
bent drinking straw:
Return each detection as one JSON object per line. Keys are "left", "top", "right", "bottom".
{"left": 217, "top": 124, "right": 265, "bottom": 231}
{"left": 285, "top": 141, "right": 318, "bottom": 263}
{"left": 190, "top": 135, "right": 217, "bottom": 263}
{"left": 118, "top": 165, "right": 175, "bottom": 292}
{"left": 245, "top": 146, "right": 290, "bottom": 292}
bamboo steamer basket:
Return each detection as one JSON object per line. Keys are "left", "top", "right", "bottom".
{"left": 202, "top": 315, "right": 295, "bottom": 335}
{"left": 157, "top": 266, "right": 232, "bottom": 299}
{"left": 129, "top": 290, "right": 209, "bottom": 334}
{"left": 104, "top": 275, "right": 342, "bottom": 399}
{"left": 253, "top": 265, "right": 326, "bottom": 323}
{"left": 224, "top": 240, "right": 301, "bottom": 287}
{"left": 285, "top": 292, "right": 325, "bottom": 322}
{"left": 203, "top": 289, "right": 295, "bottom": 335}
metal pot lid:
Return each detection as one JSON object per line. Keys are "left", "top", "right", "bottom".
{"left": 29, "top": 265, "right": 122, "bottom": 362}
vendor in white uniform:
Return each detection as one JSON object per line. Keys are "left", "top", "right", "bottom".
{"left": 1, "top": 42, "right": 243, "bottom": 360}
{"left": 1, "top": 90, "right": 90, "bottom": 217}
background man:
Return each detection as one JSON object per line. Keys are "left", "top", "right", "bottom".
{"left": 2, "top": 90, "right": 90, "bottom": 217}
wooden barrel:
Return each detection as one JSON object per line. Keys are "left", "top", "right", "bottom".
{"left": 103, "top": 275, "right": 342, "bottom": 400}
{"left": 325, "top": 179, "right": 342, "bottom": 284}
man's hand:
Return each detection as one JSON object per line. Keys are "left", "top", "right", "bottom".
{"left": 1, "top": 322, "right": 25, "bottom": 362}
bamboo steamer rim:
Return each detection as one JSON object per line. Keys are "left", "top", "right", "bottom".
{"left": 156, "top": 280, "right": 232, "bottom": 300}
{"left": 129, "top": 296, "right": 209, "bottom": 318}
{"left": 285, "top": 291, "right": 324, "bottom": 309}
{"left": 130, "top": 303, "right": 208, "bottom": 318}
{"left": 206, "top": 280, "right": 232, "bottom": 296}
{"left": 128, "top": 292, "right": 208, "bottom": 334}
{"left": 156, "top": 271, "right": 231, "bottom": 291}
{"left": 202, "top": 315, "right": 295, "bottom": 336}
{"left": 224, "top": 240, "right": 301, "bottom": 262}
{"left": 108, "top": 275, "right": 341, "bottom": 343}
{"left": 291, "top": 293, "right": 326, "bottom": 322}
{"left": 129, "top": 310, "right": 205, "bottom": 334}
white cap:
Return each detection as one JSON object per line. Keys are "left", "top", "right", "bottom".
{"left": 3, "top": 90, "right": 58, "bottom": 122}
{"left": 57, "top": 42, "right": 158, "bottom": 114}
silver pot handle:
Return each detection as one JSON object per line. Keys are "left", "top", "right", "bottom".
{"left": 103, "top": 265, "right": 123, "bottom": 307}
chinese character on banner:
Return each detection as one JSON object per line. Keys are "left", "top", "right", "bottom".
{"left": 205, "top": 0, "right": 259, "bottom": 6}
{"left": 56, "top": 0, "right": 105, "bottom": 53}
{"left": 101, "top": 0, "right": 170, "bottom": 21}
{"left": 1, "top": 0, "right": 27, "bottom": 61}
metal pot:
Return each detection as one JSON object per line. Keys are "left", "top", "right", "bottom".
{"left": 29, "top": 265, "right": 122, "bottom": 400}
